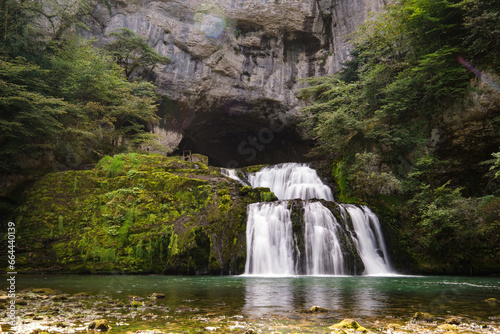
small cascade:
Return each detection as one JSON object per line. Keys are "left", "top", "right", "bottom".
{"left": 342, "top": 205, "right": 392, "bottom": 275}
{"left": 221, "top": 168, "right": 247, "bottom": 185}
{"left": 304, "top": 202, "right": 346, "bottom": 275}
{"left": 222, "top": 162, "right": 394, "bottom": 276}
{"left": 244, "top": 202, "right": 296, "bottom": 275}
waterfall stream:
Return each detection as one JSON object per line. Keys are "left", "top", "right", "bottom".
{"left": 225, "top": 163, "right": 394, "bottom": 276}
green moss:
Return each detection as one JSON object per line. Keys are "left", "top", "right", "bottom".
{"left": 242, "top": 164, "right": 268, "bottom": 173}
{"left": 330, "top": 319, "right": 361, "bottom": 330}
{"left": 259, "top": 191, "right": 278, "bottom": 202}
{"left": 15, "top": 153, "right": 261, "bottom": 274}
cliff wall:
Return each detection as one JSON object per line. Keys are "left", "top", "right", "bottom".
{"left": 89, "top": 0, "right": 388, "bottom": 166}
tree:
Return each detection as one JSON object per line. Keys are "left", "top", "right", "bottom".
{"left": 48, "top": 35, "right": 160, "bottom": 160}
{"left": 103, "top": 28, "right": 170, "bottom": 79}
{"left": 0, "top": 57, "right": 67, "bottom": 172}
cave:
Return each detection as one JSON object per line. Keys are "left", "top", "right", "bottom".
{"left": 173, "top": 101, "right": 314, "bottom": 168}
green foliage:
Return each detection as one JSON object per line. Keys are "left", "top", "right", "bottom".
{"left": 460, "top": 0, "right": 500, "bottom": 66}
{"left": 0, "top": 0, "right": 94, "bottom": 60}
{"left": 0, "top": 0, "right": 168, "bottom": 175}
{"left": 347, "top": 152, "right": 401, "bottom": 200}
{"left": 0, "top": 57, "right": 67, "bottom": 173}
{"left": 487, "top": 150, "right": 500, "bottom": 179}
{"left": 103, "top": 28, "right": 171, "bottom": 79}
{"left": 0, "top": 31, "right": 162, "bottom": 174}
{"left": 299, "top": 0, "right": 500, "bottom": 273}
{"left": 407, "top": 181, "right": 482, "bottom": 270}
{"left": 298, "top": 0, "right": 485, "bottom": 199}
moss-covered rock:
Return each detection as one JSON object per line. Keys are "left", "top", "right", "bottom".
{"left": 412, "top": 312, "right": 435, "bottom": 322}
{"left": 330, "top": 319, "right": 369, "bottom": 333}
{"left": 309, "top": 305, "right": 328, "bottom": 313}
{"left": 88, "top": 319, "right": 109, "bottom": 331}
{"left": 14, "top": 153, "right": 264, "bottom": 274}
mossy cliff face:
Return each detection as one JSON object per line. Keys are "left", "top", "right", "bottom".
{"left": 14, "top": 153, "right": 267, "bottom": 274}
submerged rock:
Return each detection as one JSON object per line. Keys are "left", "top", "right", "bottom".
{"left": 31, "top": 288, "right": 57, "bottom": 295}
{"left": 446, "top": 317, "right": 461, "bottom": 325}
{"left": 412, "top": 312, "right": 435, "bottom": 322}
{"left": 149, "top": 293, "right": 166, "bottom": 299}
{"left": 309, "top": 305, "right": 328, "bottom": 313}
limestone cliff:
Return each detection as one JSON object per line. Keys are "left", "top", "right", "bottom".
{"left": 88, "top": 0, "right": 388, "bottom": 166}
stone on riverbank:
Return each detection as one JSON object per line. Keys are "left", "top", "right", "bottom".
{"left": 88, "top": 319, "right": 110, "bottom": 331}
{"left": 438, "top": 323, "right": 460, "bottom": 331}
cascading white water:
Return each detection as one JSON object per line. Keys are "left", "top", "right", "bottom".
{"left": 248, "top": 163, "right": 334, "bottom": 201}
{"left": 244, "top": 202, "right": 296, "bottom": 275}
{"left": 342, "top": 205, "right": 393, "bottom": 275}
{"left": 304, "top": 202, "right": 346, "bottom": 275}
{"left": 221, "top": 168, "right": 247, "bottom": 185}
{"left": 234, "top": 162, "right": 394, "bottom": 276}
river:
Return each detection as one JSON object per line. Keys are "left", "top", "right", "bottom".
{"left": 8, "top": 274, "right": 500, "bottom": 333}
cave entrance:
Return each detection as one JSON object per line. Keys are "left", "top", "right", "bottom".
{"left": 175, "top": 116, "right": 313, "bottom": 168}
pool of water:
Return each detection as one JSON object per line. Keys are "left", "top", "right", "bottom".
{"left": 9, "top": 274, "right": 500, "bottom": 333}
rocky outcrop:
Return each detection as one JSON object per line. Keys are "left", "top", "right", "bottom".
{"left": 429, "top": 78, "right": 500, "bottom": 194}
{"left": 88, "top": 0, "right": 388, "bottom": 166}
{"left": 14, "top": 153, "right": 269, "bottom": 274}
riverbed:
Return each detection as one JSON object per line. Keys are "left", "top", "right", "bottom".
{"left": 2, "top": 275, "right": 500, "bottom": 333}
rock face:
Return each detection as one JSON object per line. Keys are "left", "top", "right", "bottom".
{"left": 429, "top": 80, "right": 500, "bottom": 194}
{"left": 89, "top": 0, "right": 388, "bottom": 166}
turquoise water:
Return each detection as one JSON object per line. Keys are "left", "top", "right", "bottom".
{"left": 17, "top": 275, "right": 500, "bottom": 318}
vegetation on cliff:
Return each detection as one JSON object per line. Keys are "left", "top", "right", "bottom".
{"left": 14, "top": 153, "right": 272, "bottom": 274}
{"left": 0, "top": 0, "right": 169, "bottom": 177}
{"left": 299, "top": 0, "right": 500, "bottom": 273}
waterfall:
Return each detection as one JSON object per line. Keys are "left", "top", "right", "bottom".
{"left": 304, "top": 202, "right": 346, "bottom": 275}
{"left": 227, "top": 163, "right": 394, "bottom": 276}
{"left": 248, "top": 163, "right": 334, "bottom": 201}
{"left": 342, "top": 205, "right": 393, "bottom": 275}
{"left": 244, "top": 202, "right": 296, "bottom": 275}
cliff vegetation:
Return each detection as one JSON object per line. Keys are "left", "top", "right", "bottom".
{"left": 299, "top": 0, "right": 500, "bottom": 274}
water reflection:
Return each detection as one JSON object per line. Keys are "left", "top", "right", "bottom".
{"left": 241, "top": 277, "right": 389, "bottom": 319}
{"left": 243, "top": 278, "right": 295, "bottom": 317}
{"left": 15, "top": 275, "right": 500, "bottom": 322}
